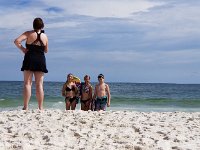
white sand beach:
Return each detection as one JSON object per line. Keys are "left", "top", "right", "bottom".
{"left": 0, "top": 110, "right": 200, "bottom": 150}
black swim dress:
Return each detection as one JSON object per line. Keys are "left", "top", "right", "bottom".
{"left": 21, "top": 31, "right": 48, "bottom": 73}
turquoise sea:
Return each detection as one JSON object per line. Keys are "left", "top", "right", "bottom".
{"left": 0, "top": 81, "right": 200, "bottom": 112}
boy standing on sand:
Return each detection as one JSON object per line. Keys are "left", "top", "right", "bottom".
{"left": 93, "top": 74, "right": 111, "bottom": 111}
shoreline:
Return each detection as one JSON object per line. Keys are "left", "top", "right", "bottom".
{"left": 0, "top": 110, "right": 200, "bottom": 149}
{"left": 1, "top": 105, "right": 200, "bottom": 113}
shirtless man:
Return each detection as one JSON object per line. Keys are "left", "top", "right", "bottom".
{"left": 93, "top": 74, "right": 111, "bottom": 111}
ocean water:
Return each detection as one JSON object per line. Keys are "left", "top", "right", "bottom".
{"left": 0, "top": 81, "right": 200, "bottom": 112}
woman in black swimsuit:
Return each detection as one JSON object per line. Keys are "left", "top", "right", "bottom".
{"left": 14, "top": 18, "right": 48, "bottom": 110}
{"left": 62, "top": 73, "right": 78, "bottom": 110}
{"left": 80, "top": 75, "right": 93, "bottom": 111}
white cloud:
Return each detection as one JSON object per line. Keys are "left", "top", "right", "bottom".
{"left": 128, "top": 2, "right": 200, "bottom": 38}
{"left": 47, "top": 49, "right": 200, "bottom": 65}
{"left": 156, "top": 49, "right": 200, "bottom": 65}
{"left": 0, "top": 8, "right": 46, "bottom": 29}
{"left": 42, "top": 0, "right": 164, "bottom": 18}
{"left": 47, "top": 21, "right": 81, "bottom": 28}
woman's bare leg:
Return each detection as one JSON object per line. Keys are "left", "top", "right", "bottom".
{"left": 34, "top": 71, "right": 44, "bottom": 110}
{"left": 71, "top": 100, "right": 76, "bottom": 110}
{"left": 66, "top": 101, "right": 71, "bottom": 110}
{"left": 85, "top": 101, "right": 91, "bottom": 111}
{"left": 81, "top": 102, "right": 85, "bottom": 110}
{"left": 23, "top": 71, "right": 33, "bottom": 110}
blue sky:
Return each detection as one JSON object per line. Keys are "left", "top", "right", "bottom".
{"left": 1, "top": 0, "right": 200, "bottom": 83}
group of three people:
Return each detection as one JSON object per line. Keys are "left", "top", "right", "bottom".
{"left": 62, "top": 73, "right": 111, "bottom": 111}
{"left": 14, "top": 17, "right": 111, "bottom": 111}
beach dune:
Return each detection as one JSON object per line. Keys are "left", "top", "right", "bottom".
{"left": 0, "top": 110, "right": 200, "bottom": 150}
